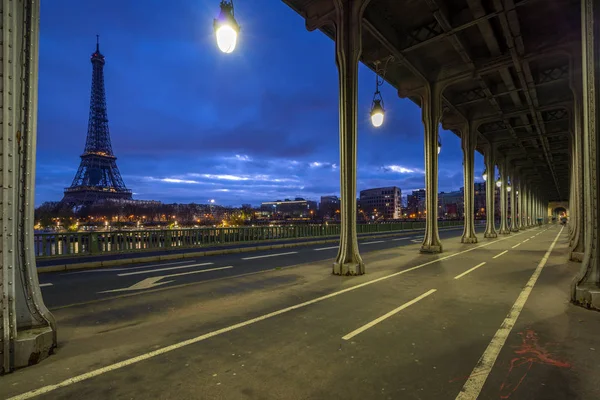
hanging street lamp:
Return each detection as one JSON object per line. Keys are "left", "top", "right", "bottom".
{"left": 370, "top": 67, "right": 385, "bottom": 127}
{"left": 496, "top": 174, "right": 502, "bottom": 188}
{"left": 482, "top": 168, "right": 488, "bottom": 181}
{"left": 437, "top": 135, "right": 442, "bottom": 154}
{"left": 214, "top": 1, "right": 240, "bottom": 53}
{"left": 369, "top": 58, "right": 394, "bottom": 128}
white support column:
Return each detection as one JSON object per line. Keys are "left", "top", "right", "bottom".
{"left": 420, "top": 82, "right": 443, "bottom": 253}
{"left": 1, "top": 0, "right": 56, "bottom": 374}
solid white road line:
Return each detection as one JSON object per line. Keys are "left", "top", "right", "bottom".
{"left": 456, "top": 226, "right": 564, "bottom": 400}
{"left": 314, "top": 246, "right": 339, "bottom": 251}
{"left": 39, "top": 283, "right": 53, "bottom": 288}
{"left": 391, "top": 237, "right": 412, "bottom": 241}
{"left": 511, "top": 243, "right": 521, "bottom": 249}
{"left": 118, "top": 262, "right": 214, "bottom": 277}
{"left": 8, "top": 232, "right": 522, "bottom": 400}
{"left": 362, "top": 241, "right": 385, "bottom": 245}
{"left": 492, "top": 250, "right": 508, "bottom": 259}
{"left": 454, "top": 262, "right": 486, "bottom": 280}
{"left": 342, "top": 289, "right": 437, "bottom": 341}
{"left": 241, "top": 252, "right": 297, "bottom": 260}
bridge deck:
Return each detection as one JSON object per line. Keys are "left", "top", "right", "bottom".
{"left": 2, "top": 226, "right": 597, "bottom": 400}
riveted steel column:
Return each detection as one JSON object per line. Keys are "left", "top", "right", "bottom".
{"left": 570, "top": 78, "right": 585, "bottom": 260}
{"left": 461, "top": 122, "right": 477, "bottom": 243}
{"left": 332, "top": 0, "right": 371, "bottom": 275}
{"left": 514, "top": 173, "right": 521, "bottom": 231}
{"left": 509, "top": 168, "right": 518, "bottom": 232}
{"left": 483, "top": 145, "right": 497, "bottom": 238}
{"left": 420, "top": 82, "right": 443, "bottom": 253}
{"left": 498, "top": 158, "right": 511, "bottom": 234}
{"left": 0, "top": 0, "right": 56, "bottom": 374}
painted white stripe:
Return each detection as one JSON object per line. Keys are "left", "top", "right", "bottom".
{"left": 8, "top": 232, "right": 522, "bottom": 400}
{"left": 39, "top": 283, "right": 53, "bottom": 288}
{"left": 492, "top": 250, "right": 508, "bottom": 259}
{"left": 118, "top": 262, "right": 214, "bottom": 277}
{"left": 511, "top": 243, "right": 521, "bottom": 249}
{"left": 530, "top": 236, "right": 536, "bottom": 239}
{"left": 342, "top": 289, "right": 437, "bottom": 340}
{"left": 313, "top": 246, "right": 338, "bottom": 251}
{"left": 391, "top": 237, "right": 412, "bottom": 241}
{"left": 362, "top": 241, "right": 385, "bottom": 245}
{"left": 241, "top": 252, "right": 297, "bottom": 260}
{"left": 456, "top": 227, "right": 564, "bottom": 400}
{"left": 454, "top": 262, "right": 487, "bottom": 280}
{"left": 523, "top": 239, "right": 530, "bottom": 243}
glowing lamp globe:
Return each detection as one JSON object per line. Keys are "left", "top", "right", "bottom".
{"left": 370, "top": 100, "right": 385, "bottom": 127}
{"left": 482, "top": 169, "right": 487, "bottom": 181}
{"left": 507, "top": 185, "right": 512, "bottom": 192}
{"left": 214, "top": 2, "right": 239, "bottom": 54}
{"left": 437, "top": 144, "right": 441, "bottom": 155}
{"left": 496, "top": 180, "right": 502, "bottom": 188}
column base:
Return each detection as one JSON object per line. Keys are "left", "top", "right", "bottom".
{"left": 332, "top": 261, "right": 365, "bottom": 276}
{"left": 13, "top": 326, "right": 55, "bottom": 371}
{"left": 511, "top": 228, "right": 520, "bottom": 232}
{"left": 572, "top": 283, "right": 600, "bottom": 311}
{"left": 420, "top": 244, "right": 443, "bottom": 254}
{"left": 499, "top": 229, "right": 511, "bottom": 235}
{"left": 570, "top": 251, "right": 584, "bottom": 262}
{"left": 484, "top": 232, "right": 498, "bottom": 238}
{"left": 461, "top": 236, "right": 478, "bottom": 244}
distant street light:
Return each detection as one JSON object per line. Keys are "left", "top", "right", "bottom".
{"left": 496, "top": 179, "right": 502, "bottom": 188}
{"left": 437, "top": 135, "right": 442, "bottom": 155}
{"left": 482, "top": 169, "right": 487, "bottom": 181}
{"left": 214, "top": 1, "right": 239, "bottom": 53}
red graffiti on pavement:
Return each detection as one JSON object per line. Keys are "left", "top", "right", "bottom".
{"left": 499, "top": 329, "right": 571, "bottom": 399}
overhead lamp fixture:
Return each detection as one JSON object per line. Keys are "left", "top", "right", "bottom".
{"left": 214, "top": 1, "right": 240, "bottom": 53}
{"left": 516, "top": 190, "right": 519, "bottom": 195}
{"left": 507, "top": 185, "right": 512, "bottom": 192}
{"left": 437, "top": 135, "right": 442, "bottom": 155}
{"left": 370, "top": 58, "right": 393, "bottom": 128}
{"left": 496, "top": 174, "right": 502, "bottom": 188}
{"left": 482, "top": 169, "right": 488, "bottom": 181}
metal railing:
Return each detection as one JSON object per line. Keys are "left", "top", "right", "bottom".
{"left": 34, "top": 221, "right": 464, "bottom": 259}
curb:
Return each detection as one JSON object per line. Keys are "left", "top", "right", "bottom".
{"left": 37, "top": 226, "right": 465, "bottom": 274}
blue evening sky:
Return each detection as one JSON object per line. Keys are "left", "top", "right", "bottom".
{"left": 36, "top": 0, "right": 484, "bottom": 207}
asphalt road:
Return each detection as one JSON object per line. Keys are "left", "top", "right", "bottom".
{"left": 5, "top": 224, "right": 597, "bottom": 400}
{"left": 39, "top": 226, "right": 465, "bottom": 308}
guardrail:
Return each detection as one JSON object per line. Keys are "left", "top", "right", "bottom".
{"left": 34, "top": 221, "right": 464, "bottom": 258}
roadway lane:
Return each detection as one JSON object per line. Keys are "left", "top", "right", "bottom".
{"left": 1, "top": 226, "right": 573, "bottom": 400}
{"left": 38, "top": 227, "right": 462, "bottom": 308}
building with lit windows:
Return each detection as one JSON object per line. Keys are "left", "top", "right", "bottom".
{"left": 359, "top": 187, "right": 402, "bottom": 220}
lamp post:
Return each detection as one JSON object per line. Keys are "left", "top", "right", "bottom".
{"left": 214, "top": 1, "right": 240, "bottom": 53}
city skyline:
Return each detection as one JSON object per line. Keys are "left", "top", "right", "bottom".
{"left": 36, "top": 0, "right": 485, "bottom": 207}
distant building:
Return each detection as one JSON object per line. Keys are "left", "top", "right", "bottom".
{"left": 359, "top": 187, "right": 402, "bottom": 220}
{"left": 260, "top": 198, "right": 318, "bottom": 219}
{"left": 319, "top": 195, "right": 340, "bottom": 219}
{"left": 438, "top": 188, "right": 464, "bottom": 219}
{"left": 406, "top": 189, "right": 426, "bottom": 218}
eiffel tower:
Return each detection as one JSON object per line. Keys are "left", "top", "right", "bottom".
{"left": 62, "top": 37, "right": 132, "bottom": 205}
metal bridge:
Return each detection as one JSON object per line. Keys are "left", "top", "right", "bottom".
{"left": 0, "top": 0, "right": 599, "bottom": 399}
